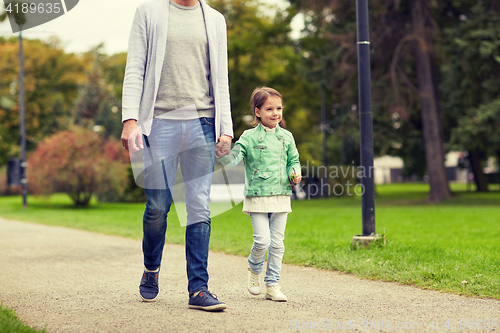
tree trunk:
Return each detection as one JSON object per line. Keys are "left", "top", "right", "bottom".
{"left": 497, "top": 150, "right": 500, "bottom": 191}
{"left": 411, "top": 0, "right": 452, "bottom": 202}
{"left": 468, "top": 149, "right": 488, "bottom": 192}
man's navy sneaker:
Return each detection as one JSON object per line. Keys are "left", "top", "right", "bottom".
{"left": 139, "top": 270, "right": 159, "bottom": 302}
{"left": 188, "top": 289, "right": 226, "bottom": 311}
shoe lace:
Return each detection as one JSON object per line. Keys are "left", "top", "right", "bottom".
{"left": 250, "top": 271, "right": 260, "bottom": 287}
{"left": 268, "top": 285, "right": 279, "bottom": 293}
{"left": 201, "top": 290, "right": 219, "bottom": 300}
{"left": 143, "top": 271, "right": 158, "bottom": 286}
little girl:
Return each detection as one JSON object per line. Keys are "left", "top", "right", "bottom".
{"left": 216, "top": 87, "right": 301, "bottom": 302}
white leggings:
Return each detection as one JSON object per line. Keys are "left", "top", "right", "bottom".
{"left": 247, "top": 212, "right": 288, "bottom": 286}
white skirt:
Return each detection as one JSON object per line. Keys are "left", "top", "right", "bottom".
{"left": 242, "top": 195, "right": 291, "bottom": 215}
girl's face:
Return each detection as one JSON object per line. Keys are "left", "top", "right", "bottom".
{"left": 255, "top": 95, "right": 283, "bottom": 129}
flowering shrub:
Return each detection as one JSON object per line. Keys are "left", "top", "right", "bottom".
{"left": 27, "top": 127, "right": 128, "bottom": 205}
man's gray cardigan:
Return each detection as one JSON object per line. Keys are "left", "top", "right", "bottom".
{"left": 122, "top": 0, "right": 233, "bottom": 139}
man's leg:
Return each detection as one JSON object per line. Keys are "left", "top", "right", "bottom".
{"left": 181, "top": 117, "right": 215, "bottom": 292}
{"left": 142, "top": 188, "right": 172, "bottom": 271}
{"left": 181, "top": 118, "right": 225, "bottom": 311}
{"left": 139, "top": 187, "right": 172, "bottom": 302}
{"left": 185, "top": 220, "right": 211, "bottom": 293}
{"left": 140, "top": 119, "right": 180, "bottom": 301}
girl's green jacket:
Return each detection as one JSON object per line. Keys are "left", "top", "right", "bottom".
{"left": 218, "top": 123, "right": 301, "bottom": 197}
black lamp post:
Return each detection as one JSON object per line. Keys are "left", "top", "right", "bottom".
{"left": 5, "top": 3, "right": 29, "bottom": 208}
{"left": 353, "top": 0, "right": 379, "bottom": 245}
{"left": 19, "top": 25, "right": 28, "bottom": 208}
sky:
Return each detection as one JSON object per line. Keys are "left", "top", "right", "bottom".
{"left": 0, "top": 0, "right": 302, "bottom": 55}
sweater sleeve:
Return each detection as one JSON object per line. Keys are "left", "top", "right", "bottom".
{"left": 215, "top": 13, "right": 233, "bottom": 138}
{"left": 122, "top": 6, "right": 147, "bottom": 123}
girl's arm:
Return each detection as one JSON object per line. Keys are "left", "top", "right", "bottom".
{"left": 286, "top": 135, "right": 301, "bottom": 182}
{"left": 217, "top": 136, "right": 248, "bottom": 168}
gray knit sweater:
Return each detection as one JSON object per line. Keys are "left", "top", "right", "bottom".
{"left": 154, "top": 0, "right": 215, "bottom": 120}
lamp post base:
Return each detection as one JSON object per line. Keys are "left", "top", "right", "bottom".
{"left": 352, "top": 234, "right": 386, "bottom": 248}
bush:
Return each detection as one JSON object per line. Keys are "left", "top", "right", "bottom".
{"left": 94, "top": 138, "right": 130, "bottom": 203}
{"left": 27, "top": 127, "right": 129, "bottom": 205}
{"left": 120, "top": 165, "right": 148, "bottom": 203}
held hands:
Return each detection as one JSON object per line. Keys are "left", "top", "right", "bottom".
{"left": 215, "top": 135, "right": 232, "bottom": 158}
{"left": 215, "top": 142, "right": 231, "bottom": 158}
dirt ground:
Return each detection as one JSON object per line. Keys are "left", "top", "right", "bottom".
{"left": 0, "top": 217, "right": 498, "bottom": 333}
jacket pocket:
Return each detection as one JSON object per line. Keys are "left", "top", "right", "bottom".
{"left": 257, "top": 170, "right": 272, "bottom": 180}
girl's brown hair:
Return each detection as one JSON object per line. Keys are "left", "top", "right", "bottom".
{"left": 249, "top": 87, "right": 286, "bottom": 128}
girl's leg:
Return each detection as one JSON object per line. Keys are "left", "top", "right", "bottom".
{"left": 248, "top": 213, "right": 271, "bottom": 274}
{"left": 264, "top": 212, "right": 288, "bottom": 286}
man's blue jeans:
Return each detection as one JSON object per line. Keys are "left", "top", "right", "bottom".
{"left": 142, "top": 117, "right": 215, "bottom": 294}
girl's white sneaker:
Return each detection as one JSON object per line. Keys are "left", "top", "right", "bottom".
{"left": 265, "top": 284, "right": 287, "bottom": 302}
{"left": 247, "top": 268, "right": 262, "bottom": 295}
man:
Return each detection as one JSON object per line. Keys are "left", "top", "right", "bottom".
{"left": 121, "top": 0, "right": 233, "bottom": 311}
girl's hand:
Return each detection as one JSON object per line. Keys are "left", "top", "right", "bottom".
{"left": 291, "top": 171, "right": 302, "bottom": 184}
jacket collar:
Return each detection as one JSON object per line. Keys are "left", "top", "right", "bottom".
{"left": 256, "top": 123, "right": 284, "bottom": 140}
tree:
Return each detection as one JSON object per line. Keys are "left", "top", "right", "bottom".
{"left": 410, "top": 0, "right": 451, "bottom": 201}
{"left": 441, "top": 1, "right": 500, "bottom": 191}
{"left": 208, "top": 0, "right": 315, "bottom": 145}
{"left": 0, "top": 37, "right": 86, "bottom": 164}
{"left": 290, "top": 0, "right": 452, "bottom": 201}
{"left": 450, "top": 100, "right": 500, "bottom": 191}
{"left": 94, "top": 51, "right": 127, "bottom": 140}
{"left": 27, "top": 127, "right": 128, "bottom": 205}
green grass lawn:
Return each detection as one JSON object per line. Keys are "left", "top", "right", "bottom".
{"left": 0, "top": 304, "right": 45, "bottom": 333}
{"left": 0, "top": 183, "right": 499, "bottom": 302}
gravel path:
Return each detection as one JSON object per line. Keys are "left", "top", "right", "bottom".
{"left": 0, "top": 217, "right": 498, "bottom": 332}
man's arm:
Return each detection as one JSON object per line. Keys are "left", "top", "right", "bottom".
{"left": 216, "top": 13, "right": 233, "bottom": 141}
{"left": 121, "top": 5, "right": 148, "bottom": 152}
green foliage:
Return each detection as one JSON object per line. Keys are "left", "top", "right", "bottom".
{"left": 289, "top": 0, "right": 427, "bottom": 172}
{"left": 119, "top": 166, "right": 148, "bottom": 203}
{"left": 0, "top": 37, "right": 87, "bottom": 165}
{"left": 96, "top": 52, "right": 127, "bottom": 139}
{"left": 450, "top": 99, "right": 500, "bottom": 153}
{"left": 26, "top": 127, "right": 128, "bottom": 205}
{"left": 208, "top": 0, "right": 315, "bottom": 144}
{"left": 74, "top": 45, "right": 125, "bottom": 140}
{"left": 0, "top": 38, "right": 126, "bottom": 169}
{"left": 0, "top": 304, "right": 45, "bottom": 333}
{"left": 442, "top": 3, "right": 500, "bottom": 155}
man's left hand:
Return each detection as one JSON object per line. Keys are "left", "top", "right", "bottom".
{"left": 216, "top": 135, "right": 232, "bottom": 157}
